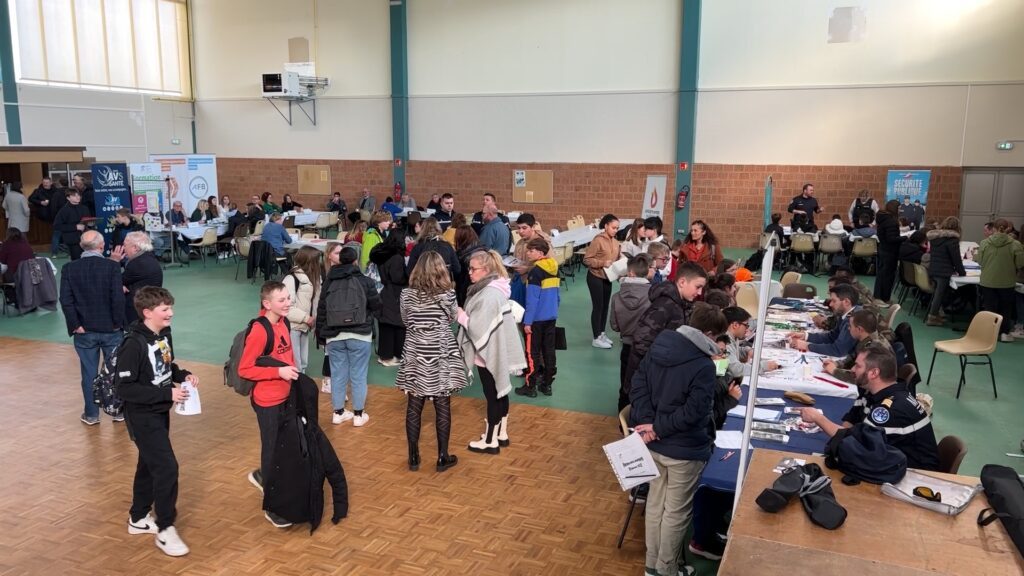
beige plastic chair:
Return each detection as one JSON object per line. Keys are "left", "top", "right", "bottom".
{"left": 790, "top": 233, "right": 815, "bottom": 268}
{"left": 736, "top": 282, "right": 759, "bottom": 317}
{"left": 911, "top": 263, "right": 935, "bottom": 316}
{"left": 252, "top": 220, "right": 266, "bottom": 236}
{"left": 335, "top": 231, "right": 348, "bottom": 243}
{"left": 925, "top": 311, "right": 1002, "bottom": 399}
{"left": 779, "top": 271, "right": 802, "bottom": 288}
{"left": 234, "top": 237, "right": 251, "bottom": 280}
{"left": 937, "top": 436, "right": 968, "bottom": 475}
{"left": 560, "top": 240, "right": 576, "bottom": 283}
{"left": 301, "top": 232, "right": 320, "bottom": 240}
{"left": 310, "top": 212, "right": 331, "bottom": 235}
{"left": 850, "top": 237, "right": 878, "bottom": 273}
{"left": 285, "top": 227, "right": 301, "bottom": 237}
{"left": 188, "top": 228, "right": 218, "bottom": 267}
{"left": 885, "top": 303, "right": 901, "bottom": 328}
{"left": 782, "top": 283, "right": 817, "bottom": 299}
{"left": 817, "top": 234, "right": 844, "bottom": 272}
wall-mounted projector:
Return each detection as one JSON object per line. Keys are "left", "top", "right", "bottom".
{"left": 262, "top": 72, "right": 302, "bottom": 98}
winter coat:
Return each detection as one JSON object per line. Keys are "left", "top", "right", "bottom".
{"left": 976, "top": 232, "right": 1024, "bottom": 289}
{"left": 681, "top": 241, "right": 722, "bottom": 274}
{"left": 315, "top": 263, "right": 382, "bottom": 341}
{"left": 284, "top": 268, "right": 319, "bottom": 333}
{"left": 122, "top": 251, "right": 163, "bottom": 323}
{"left": 360, "top": 227, "right": 385, "bottom": 271}
{"left": 29, "top": 186, "right": 56, "bottom": 221}
{"left": 609, "top": 278, "right": 651, "bottom": 345}
{"left": 370, "top": 243, "right": 408, "bottom": 327}
{"left": 52, "top": 202, "right": 92, "bottom": 245}
{"left": 925, "top": 229, "right": 966, "bottom": 279}
{"left": 406, "top": 237, "right": 461, "bottom": 279}
{"left": 2, "top": 190, "right": 31, "bottom": 232}
{"left": 523, "top": 257, "right": 560, "bottom": 325}
{"left": 457, "top": 275, "right": 527, "bottom": 398}
{"left": 874, "top": 211, "right": 903, "bottom": 256}
{"left": 630, "top": 281, "right": 693, "bottom": 360}
{"left": 629, "top": 325, "right": 718, "bottom": 462}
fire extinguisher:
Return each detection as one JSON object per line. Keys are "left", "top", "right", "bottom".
{"left": 676, "top": 186, "right": 689, "bottom": 210}
{"left": 394, "top": 181, "right": 403, "bottom": 202}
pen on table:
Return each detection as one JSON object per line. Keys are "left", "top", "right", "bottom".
{"left": 719, "top": 451, "right": 735, "bottom": 461}
{"left": 813, "top": 375, "right": 848, "bottom": 388}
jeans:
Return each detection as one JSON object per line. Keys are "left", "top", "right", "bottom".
{"left": 290, "top": 329, "right": 309, "bottom": 373}
{"left": 327, "top": 338, "right": 372, "bottom": 412}
{"left": 74, "top": 331, "right": 124, "bottom": 418}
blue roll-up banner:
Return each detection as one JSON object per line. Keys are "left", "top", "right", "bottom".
{"left": 886, "top": 169, "right": 930, "bottom": 228}
{"left": 764, "top": 175, "right": 774, "bottom": 229}
{"left": 92, "top": 163, "right": 132, "bottom": 255}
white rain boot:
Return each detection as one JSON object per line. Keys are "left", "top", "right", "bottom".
{"left": 496, "top": 416, "right": 510, "bottom": 447}
{"left": 468, "top": 420, "right": 500, "bottom": 454}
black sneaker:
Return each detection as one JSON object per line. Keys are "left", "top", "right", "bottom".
{"left": 248, "top": 469, "right": 264, "bottom": 493}
{"left": 538, "top": 384, "right": 552, "bottom": 396}
{"left": 264, "top": 511, "right": 292, "bottom": 528}
{"left": 514, "top": 384, "right": 537, "bottom": 397}
{"left": 688, "top": 538, "right": 725, "bottom": 561}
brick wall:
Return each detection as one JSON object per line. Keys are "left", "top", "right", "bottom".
{"left": 217, "top": 157, "right": 962, "bottom": 249}
{"left": 691, "top": 164, "right": 963, "bottom": 249}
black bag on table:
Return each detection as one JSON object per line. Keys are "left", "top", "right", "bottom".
{"left": 977, "top": 464, "right": 1024, "bottom": 558}
{"left": 824, "top": 423, "right": 907, "bottom": 485}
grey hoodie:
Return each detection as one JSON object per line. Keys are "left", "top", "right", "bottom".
{"left": 676, "top": 325, "right": 719, "bottom": 357}
{"left": 610, "top": 278, "right": 651, "bottom": 344}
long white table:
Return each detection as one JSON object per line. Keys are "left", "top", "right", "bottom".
{"left": 285, "top": 237, "right": 332, "bottom": 251}
{"left": 150, "top": 223, "right": 228, "bottom": 241}
{"left": 550, "top": 226, "right": 600, "bottom": 248}
{"left": 291, "top": 211, "right": 326, "bottom": 226}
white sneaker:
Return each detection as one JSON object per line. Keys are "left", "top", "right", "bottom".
{"left": 1011, "top": 325, "right": 1024, "bottom": 339}
{"left": 321, "top": 378, "right": 331, "bottom": 393}
{"left": 379, "top": 358, "right": 401, "bottom": 367}
{"left": 155, "top": 526, "right": 189, "bottom": 557}
{"left": 353, "top": 412, "right": 370, "bottom": 427}
{"left": 599, "top": 332, "right": 613, "bottom": 345}
{"left": 128, "top": 512, "right": 158, "bottom": 534}
{"left": 1000, "top": 333, "right": 1015, "bottom": 343}
{"left": 332, "top": 409, "right": 354, "bottom": 425}
{"left": 592, "top": 337, "right": 612, "bottom": 349}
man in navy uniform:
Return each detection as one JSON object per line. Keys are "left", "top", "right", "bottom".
{"left": 799, "top": 344, "right": 939, "bottom": 471}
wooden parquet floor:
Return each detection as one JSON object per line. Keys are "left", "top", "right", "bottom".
{"left": 0, "top": 337, "right": 646, "bottom": 575}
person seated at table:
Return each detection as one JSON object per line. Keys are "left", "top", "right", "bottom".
{"left": 788, "top": 283, "right": 859, "bottom": 357}
{"left": 281, "top": 194, "right": 303, "bottom": 212}
{"left": 112, "top": 209, "right": 143, "bottom": 249}
{"left": 189, "top": 200, "right": 214, "bottom": 223}
{"left": 763, "top": 212, "right": 788, "bottom": 249}
{"left": 899, "top": 230, "right": 927, "bottom": 264}
{"left": 850, "top": 212, "right": 875, "bottom": 239}
{"left": 326, "top": 192, "right": 347, "bottom": 216}
{"left": 261, "top": 212, "right": 293, "bottom": 257}
{"left": 426, "top": 194, "right": 442, "bottom": 212}
{"left": 220, "top": 195, "right": 232, "bottom": 215}
{"left": 166, "top": 201, "right": 188, "bottom": 226}
{"left": 380, "top": 196, "right": 403, "bottom": 219}
{"left": 646, "top": 241, "right": 671, "bottom": 284}
{"left": 260, "top": 192, "right": 280, "bottom": 215}
{"left": 398, "top": 193, "right": 417, "bottom": 210}
{"left": 244, "top": 203, "right": 264, "bottom": 230}
{"left": 721, "top": 306, "right": 779, "bottom": 379}
{"left": 226, "top": 204, "right": 248, "bottom": 236}
{"left": 710, "top": 273, "right": 737, "bottom": 303}
{"left": 821, "top": 309, "right": 892, "bottom": 385}
{"left": 206, "top": 195, "right": 220, "bottom": 219}
{"left": 924, "top": 217, "right": 967, "bottom": 326}
{"left": 799, "top": 344, "right": 940, "bottom": 471}
{"left": 629, "top": 302, "right": 727, "bottom": 576}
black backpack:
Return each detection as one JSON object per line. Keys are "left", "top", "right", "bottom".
{"left": 324, "top": 276, "right": 368, "bottom": 328}
{"left": 95, "top": 334, "right": 143, "bottom": 416}
{"left": 978, "top": 464, "right": 1024, "bottom": 558}
{"left": 224, "top": 316, "right": 290, "bottom": 396}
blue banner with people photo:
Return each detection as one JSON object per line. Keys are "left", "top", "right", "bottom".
{"left": 886, "top": 170, "right": 930, "bottom": 229}
{"left": 92, "top": 163, "right": 132, "bottom": 254}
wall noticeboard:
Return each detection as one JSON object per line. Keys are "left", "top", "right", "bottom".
{"left": 298, "top": 165, "right": 331, "bottom": 195}
{"left": 512, "top": 169, "right": 553, "bottom": 204}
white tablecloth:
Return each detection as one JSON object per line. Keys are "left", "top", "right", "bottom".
{"left": 551, "top": 226, "right": 600, "bottom": 248}
{"left": 291, "top": 211, "right": 325, "bottom": 226}
{"left": 286, "top": 237, "right": 332, "bottom": 251}
{"left": 153, "top": 223, "right": 227, "bottom": 241}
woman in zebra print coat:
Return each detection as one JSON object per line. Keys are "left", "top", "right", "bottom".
{"left": 395, "top": 251, "right": 467, "bottom": 472}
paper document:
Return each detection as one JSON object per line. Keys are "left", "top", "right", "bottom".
{"left": 602, "top": 432, "right": 661, "bottom": 491}
{"left": 714, "top": 431, "right": 751, "bottom": 450}
{"left": 174, "top": 382, "right": 202, "bottom": 416}
{"left": 604, "top": 257, "right": 629, "bottom": 282}
{"left": 727, "top": 406, "right": 782, "bottom": 422}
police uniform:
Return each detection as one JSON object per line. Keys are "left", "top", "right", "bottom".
{"left": 787, "top": 194, "right": 821, "bottom": 231}
{"left": 842, "top": 382, "right": 940, "bottom": 471}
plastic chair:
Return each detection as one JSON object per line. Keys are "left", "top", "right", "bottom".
{"left": 309, "top": 212, "right": 332, "bottom": 235}
{"left": 782, "top": 283, "right": 817, "bottom": 299}
{"left": 937, "top": 436, "right": 967, "bottom": 475}
{"left": 301, "top": 232, "right": 320, "bottom": 240}
{"left": 285, "top": 227, "right": 301, "bottom": 237}
{"left": 252, "top": 220, "right": 266, "bottom": 236}
{"left": 925, "top": 311, "right": 1002, "bottom": 399}
{"left": 779, "top": 271, "right": 802, "bottom": 288}
{"left": 897, "top": 363, "right": 918, "bottom": 395}
{"left": 616, "top": 405, "right": 646, "bottom": 549}
{"left": 790, "top": 233, "right": 815, "bottom": 269}
{"left": 736, "top": 283, "right": 759, "bottom": 317}
{"left": 188, "top": 228, "right": 219, "bottom": 267}
{"left": 234, "top": 237, "right": 251, "bottom": 280}
{"left": 886, "top": 303, "right": 901, "bottom": 329}
{"left": 850, "top": 237, "right": 878, "bottom": 274}
{"left": 897, "top": 261, "right": 917, "bottom": 305}
{"left": 910, "top": 264, "right": 935, "bottom": 316}
{"left": 817, "top": 234, "right": 844, "bottom": 273}
{"left": 560, "top": 241, "right": 576, "bottom": 284}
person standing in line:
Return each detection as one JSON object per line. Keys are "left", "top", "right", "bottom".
{"left": 59, "top": 230, "right": 125, "bottom": 425}
{"left": 873, "top": 200, "right": 903, "bottom": 302}
{"left": 610, "top": 255, "right": 653, "bottom": 411}
{"left": 2, "top": 182, "right": 31, "bottom": 234}
{"left": 116, "top": 286, "right": 198, "bottom": 557}
{"left": 317, "top": 247, "right": 382, "bottom": 427}
{"left": 29, "top": 177, "right": 60, "bottom": 257}
{"left": 457, "top": 250, "right": 527, "bottom": 455}
{"left": 583, "top": 214, "right": 621, "bottom": 349}
{"left": 283, "top": 246, "right": 322, "bottom": 373}
{"left": 976, "top": 218, "right": 1024, "bottom": 343}
{"left": 514, "top": 237, "right": 560, "bottom": 398}
{"left": 395, "top": 252, "right": 466, "bottom": 472}
{"left": 111, "top": 231, "right": 164, "bottom": 324}
{"left": 370, "top": 229, "right": 410, "bottom": 367}
{"left": 406, "top": 217, "right": 461, "bottom": 279}
{"left": 360, "top": 210, "right": 392, "bottom": 271}
{"left": 349, "top": 188, "right": 376, "bottom": 224}
{"left": 924, "top": 217, "right": 967, "bottom": 326}
{"left": 454, "top": 224, "right": 484, "bottom": 307}
{"left": 52, "top": 189, "right": 92, "bottom": 260}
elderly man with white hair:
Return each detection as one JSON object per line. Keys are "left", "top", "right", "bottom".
{"left": 111, "top": 231, "right": 164, "bottom": 322}
{"left": 59, "top": 230, "right": 126, "bottom": 426}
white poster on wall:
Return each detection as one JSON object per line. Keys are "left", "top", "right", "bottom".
{"left": 129, "top": 162, "right": 167, "bottom": 215}
{"left": 148, "top": 154, "right": 219, "bottom": 216}
{"left": 641, "top": 175, "right": 668, "bottom": 220}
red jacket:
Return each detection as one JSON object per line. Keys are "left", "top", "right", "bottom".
{"left": 238, "top": 310, "right": 294, "bottom": 407}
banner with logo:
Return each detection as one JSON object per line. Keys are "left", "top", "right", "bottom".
{"left": 129, "top": 162, "right": 167, "bottom": 215}
{"left": 148, "top": 154, "right": 219, "bottom": 216}
{"left": 642, "top": 175, "right": 668, "bottom": 220}
{"left": 91, "top": 163, "right": 131, "bottom": 254}
{"left": 886, "top": 170, "right": 930, "bottom": 228}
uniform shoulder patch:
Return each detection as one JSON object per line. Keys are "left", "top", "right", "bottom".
{"left": 881, "top": 397, "right": 894, "bottom": 408}
{"left": 870, "top": 406, "right": 890, "bottom": 425}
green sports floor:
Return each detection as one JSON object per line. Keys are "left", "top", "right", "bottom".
{"left": 2, "top": 248, "right": 1021, "bottom": 478}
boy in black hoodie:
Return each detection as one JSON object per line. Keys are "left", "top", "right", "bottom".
{"left": 115, "top": 286, "right": 197, "bottom": 557}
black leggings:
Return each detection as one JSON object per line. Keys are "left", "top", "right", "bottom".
{"left": 478, "top": 367, "right": 509, "bottom": 425}
{"left": 406, "top": 394, "right": 452, "bottom": 456}
{"left": 378, "top": 323, "right": 406, "bottom": 360}
{"left": 982, "top": 286, "right": 1017, "bottom": 334}
{"left": 587, "top": 273, "right": 613, "bottom": 338}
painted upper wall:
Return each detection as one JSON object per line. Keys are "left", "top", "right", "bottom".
{"left": 699, "top": 0, "right": 1024, "bottom": 89}
{"left": 408, "top": 0, "right": 680, "bottom": 95}
{"left": 192, "top": 0, "right": 391, "bottom": 99}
